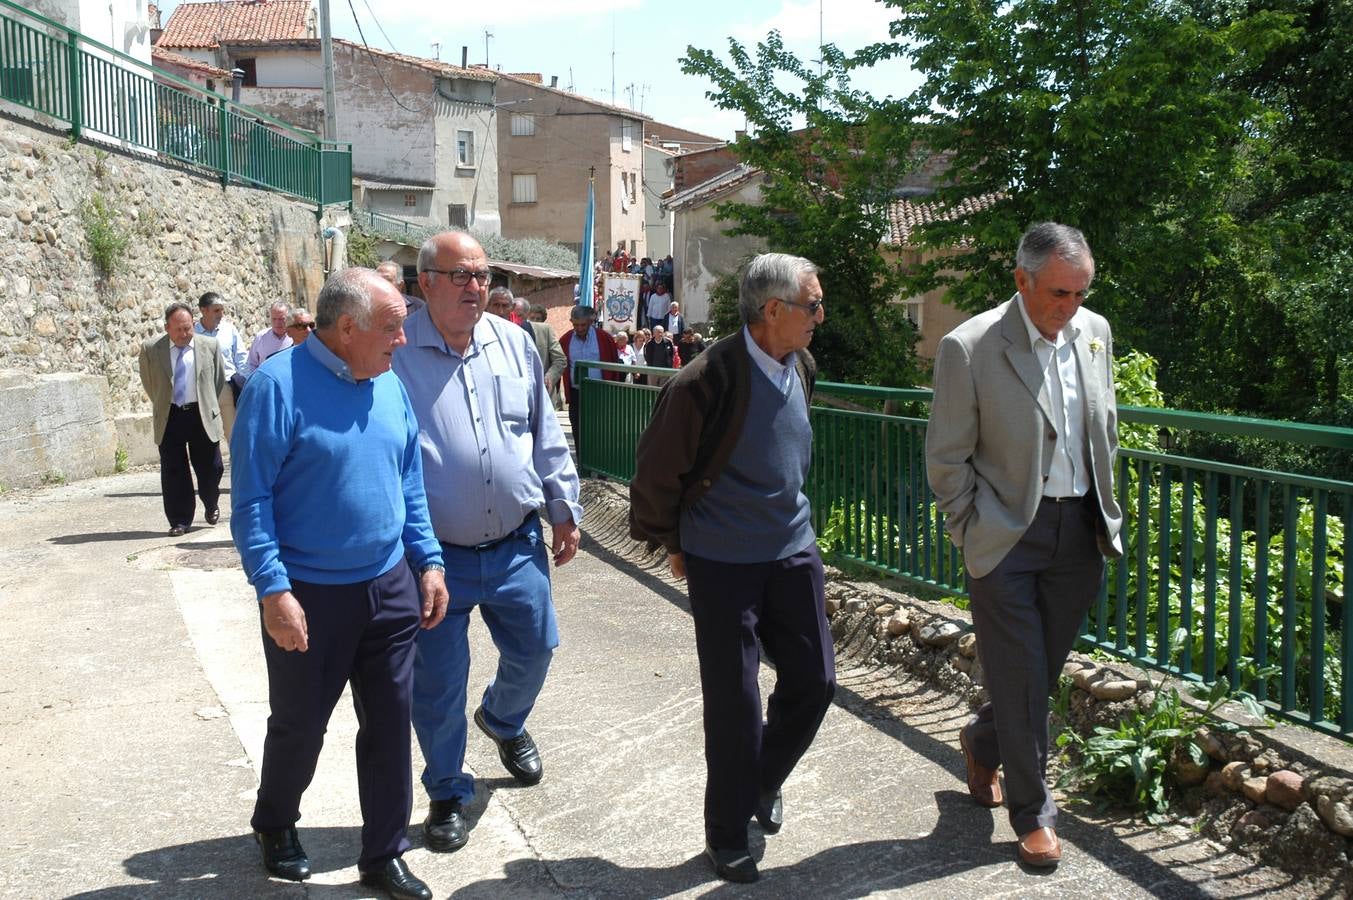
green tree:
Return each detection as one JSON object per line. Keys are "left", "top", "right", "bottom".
{"left": 681, "top": 34, "right": 923, "bottom": 386}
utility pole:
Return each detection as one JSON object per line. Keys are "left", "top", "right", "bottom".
{"left": 318, "top": 0, "right": 337, "bottom": 140}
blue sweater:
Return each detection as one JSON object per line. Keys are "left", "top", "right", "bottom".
{"left": 230, "top": 339, "right": 442, "bottom": 599}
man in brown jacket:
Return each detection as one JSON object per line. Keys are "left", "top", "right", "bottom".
{"left": 630, "top": 252, "right": 835, "bottom": 884}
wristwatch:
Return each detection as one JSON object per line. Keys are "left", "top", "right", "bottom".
{"left": 419, "top": 562, "right": 445, "bottom": 576}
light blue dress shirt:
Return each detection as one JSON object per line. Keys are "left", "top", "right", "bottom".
{"left": 196, "top": 319, "right": 247, "bottom": 380}
{"left": 392, "top": 309, "right": 583, "bottom": 547}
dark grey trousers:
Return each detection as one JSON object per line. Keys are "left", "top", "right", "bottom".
{"left": 965, "top": 496, "right": 1105, "bottom": 836}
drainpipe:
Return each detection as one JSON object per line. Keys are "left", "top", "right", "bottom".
{"left": 230, "top": 68, "right": 244, "bottom": 103}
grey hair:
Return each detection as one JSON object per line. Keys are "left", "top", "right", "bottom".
{"left": 738, "top": 252, "right": 819, "bottom": 325}
{"left": 164, "top": 301, "right": 193, "bottom": 323}
{"left": 315, "top": 267, "right": 377, "bottom": 330}
{"left": 269, "top": 301, "right": 290, "bottom": 316}
{"left": 569, "top": 304, "right": 596, "bottom": 322}
{"left": 1015, "top": 222, "right": 1094, "bottom": 281}
{"left": 513, "top": 298, "right": 530, "bottom": 315}
{"left": 416, "top": 229, "right": 475, "bottom": 273}
{"left": 487, "top": 286, "right": 514, "bottom": 302}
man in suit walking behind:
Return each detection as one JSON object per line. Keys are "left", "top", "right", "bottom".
{"left": 138, "top": 301, "right": 225, "bottom": 536}
{"left": 925, "top": 222, "right": 1123, "bottom": 868}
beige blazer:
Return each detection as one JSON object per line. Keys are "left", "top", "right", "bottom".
{"left": 925, "top": 296, "right": 1123, "bottom": 578}
{"left": 138, "top": 333, "right": 225, "bottom": 445}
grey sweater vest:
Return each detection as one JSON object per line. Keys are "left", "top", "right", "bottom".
{"left": 679, "top": 364, "right": 815, "bottom": 563}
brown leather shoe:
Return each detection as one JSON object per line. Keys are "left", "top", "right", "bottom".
{"left": 1017, "top": 826, "right": 1062, "bottom": 867}
{"left": 959, "top": 725, "right": 1002, "bottom": 807}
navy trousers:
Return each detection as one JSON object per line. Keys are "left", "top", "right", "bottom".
{"left": 251, "top": 563, "right": 421, "bottom": 871}
{"left": 966, "top": 496, "right": 1105, "bottom": 836}
{"left": 685, "top": 543, "right": 836, "bottom": 850}
{"left": 157, "top": 403, "right": 222, "bottom": 528}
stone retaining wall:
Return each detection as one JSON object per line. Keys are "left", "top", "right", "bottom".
{"left": 0, "top": 117, "right": 335, "bottom": 485}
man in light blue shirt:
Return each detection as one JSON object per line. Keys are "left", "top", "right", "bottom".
{"left": 391, "top": 231, "right": 582, "bottom": 856}
{"left": 194, "top": 292, "right": 248, "bottom": 407}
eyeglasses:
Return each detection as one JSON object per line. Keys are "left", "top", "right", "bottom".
{"left": 767, "top": 296, "right": 824, "bottom": 315}
{"left": 425, "top": 267, "right": 492, "bottom": 286}
{"left": 288, "top": 321, "right": 315, "bottom": 330}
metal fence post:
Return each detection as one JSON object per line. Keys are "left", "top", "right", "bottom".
{"left": 65, "top": 29, "right": 80, "bottom": 138}
{"left": 216, "top": 101, "right": 229, "bottom": 188}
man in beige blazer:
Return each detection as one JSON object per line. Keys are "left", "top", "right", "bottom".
{"left": 139, "top": 301, "right": 226, "bottom": 536}
{"left": 926, "top": 222, "right": 1123, "bottom": 868}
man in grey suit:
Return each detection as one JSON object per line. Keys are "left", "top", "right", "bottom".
{"left": 138, "top": 301, "right": 226, "bottom": 536}
{"left": 925, "top": 222, "right": 1122, "bottom": 868}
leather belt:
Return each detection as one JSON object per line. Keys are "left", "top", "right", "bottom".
{"left": 1041, "top": 494, "right": 1086, "bottom": 504}
{"left": 448, "top": 513, "right": 536, "bottom": 552}
{"left": 171, "top": 402, "right": 198, "bottom": 411}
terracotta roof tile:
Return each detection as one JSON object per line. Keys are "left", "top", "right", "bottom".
{"left": 885, "top": 192, "right": 1005, "bottom": 246}
{"left": 157, "top": 1, "right": 312, "bottom": 50}
{"left": 151, "top": 47, "right": 231, "bottom": 79}
{"left": 334, "top": 40, "right": 497, "bottom": 82}
{"left": 495, "top": 71, "right": 651, "bottom": 121}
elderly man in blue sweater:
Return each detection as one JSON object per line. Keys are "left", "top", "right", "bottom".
{"left": 231, "top": 267, "right": 448, "bottom": 900}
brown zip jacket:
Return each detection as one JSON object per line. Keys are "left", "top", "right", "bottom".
{"left": 629, "top": 330, "right": 816, "bottom": 555}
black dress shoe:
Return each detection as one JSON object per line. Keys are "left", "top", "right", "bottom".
{"left": 168, "top": 524, "right": 188, "bottom": 537}
{"left": 474, "top": 706, "right": 543, "bottom": 785}
{"left": 359, "top": 856, "right": 433, "bottom": 900}
{"left": 755, "top": 788, "right": 783, "bottom": 834}
{"left": 424, "top": 797, "right": 468, "bottom": 852}
{"left": 205, "top": 507, "right": 220, "bottom": 525}
{"left": 254, "top": 828, "right": 310, "bottom": 882}
{"left": 705, "top": 843, "right": 758, "bottom": 883}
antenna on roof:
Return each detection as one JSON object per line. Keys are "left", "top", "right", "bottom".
{"left": 430, "top": 41, "right": 440, "bottom": 61}
{"left": 484, "top": 29, "right": 493, "bottom": 67}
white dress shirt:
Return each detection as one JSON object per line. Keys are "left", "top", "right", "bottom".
{"left": 1016, "top": 295, "right": 1090, "bottom": 499}
{"left": 172, "top": 342, "right": 197, "bottom": 406}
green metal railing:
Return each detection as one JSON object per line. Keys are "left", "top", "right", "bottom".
{"left": 574, "top": 361, "right": 1353, "bottom": 739}
{"left": 353, "top": 208, "right": 435, "bottom": 237}
{"left": 0, "top": 0, "right": 350, "bottom": 210}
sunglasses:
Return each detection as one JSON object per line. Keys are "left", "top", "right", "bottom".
{"left": 288, "top": 321, "right": 315, "bottom": 330}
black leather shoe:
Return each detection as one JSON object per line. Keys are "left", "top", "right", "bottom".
{"left": 168, "top": 524, "right": 188, "bottom": 537}
{"left": 359, "top": 856, "right": 432, "bottom": 900}
{"left": 254, "top": 828, "right": 310, "bottom": 882}
{"left": 205, "top": 507, "right": 220, "bottom": 525}
{"left": 705, "top": 844, "right": 758, "bottom": 883}
{"left": 755, "top": 788, "right": 783, "bottom": 834}
{"left": 474, "top": 706, "right": 543, "bottom": 785}
{"left": 424, "top": 797, "right": 468, "bottom": 852}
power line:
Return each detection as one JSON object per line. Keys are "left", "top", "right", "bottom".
{"left": 360, "top": 0, "right": 399, "bottom": 53}
{"left": 343, "top": 0, "right": 432, "bottom": 114}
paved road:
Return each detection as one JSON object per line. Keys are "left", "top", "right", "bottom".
{"left": 0, "top": 466, "right": 1314, "bottom": 898}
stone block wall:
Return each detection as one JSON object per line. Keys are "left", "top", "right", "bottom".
{"left": 0, "top": 117, "right": 332, "bottom": 486}
{"left": 0, "top": 370, "right": 118, "bottom": 487}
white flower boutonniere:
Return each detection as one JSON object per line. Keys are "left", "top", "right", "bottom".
{"left": 1088, "top": 337, "right": 1105, "bottom": 358}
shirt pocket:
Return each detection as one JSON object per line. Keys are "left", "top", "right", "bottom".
{"left": 494, "top": 376, "right": 530, "bottom": 425}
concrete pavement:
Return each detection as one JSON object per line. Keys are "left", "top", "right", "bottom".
{"left": 0, "top": 466, "right": 1316, "bottom": 898}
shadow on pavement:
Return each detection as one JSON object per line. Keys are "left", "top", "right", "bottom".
{"left": 65, "top": 826, "right": 384, "bottom": 898}
{"left": 49, "top": 530, "right": 174, "bottom": 544}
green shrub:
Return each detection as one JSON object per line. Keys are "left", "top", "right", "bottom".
{"left": 81, "top": 194, "right": 130, "bottom": 278}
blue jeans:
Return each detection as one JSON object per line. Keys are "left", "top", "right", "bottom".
{"left": 411, "top": 515, "right": 559, "bottom": 803}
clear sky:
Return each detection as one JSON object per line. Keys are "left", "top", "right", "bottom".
{"left": 157, "top": 0, "right": 921, "bottom": 140}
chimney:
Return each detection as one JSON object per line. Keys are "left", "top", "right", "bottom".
{"left": 461, "top": 46, "right": 468, "bottom": 68}
{"left": 550, "top": 75, "right": 558, "bottom": 88}
{"left": 734, "top": 129, "right": 746, "bottom": 142}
